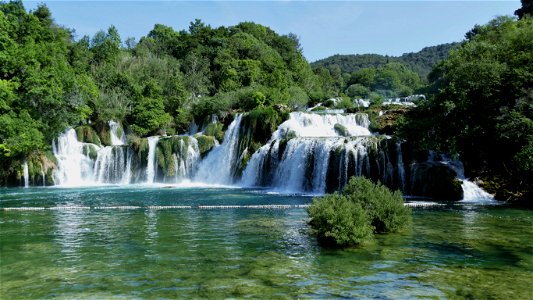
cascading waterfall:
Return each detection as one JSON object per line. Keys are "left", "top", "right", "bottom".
{"left": 47, "top": 111, "right": 494, "bottom": 202}
{"left": 89, "top": 121, "right": 131, "bottom": 184}
{"left": 145, "top": 136, "right": 160, "bottom": 184}
{"left": 109, "top": 120, "right": 126, "bottom": 146}
{"left": 272, "top": 112, "right": 371, "bottom": 139}
{"left": 93, "top": 146, "right": 132, "bottom": 184}
{"left": 242, "top": 112, "right": 404, "bottom": 193}
{"left": 461, "top": 180, "right": 494, "bottom": 202}
{"left": 23, "top": 161, "right": 29, "bottom": 188}
{"left": 53, "top": 129, "right": 98, "bottom": 186}
{"left": 409, "top": 151, "right": 494, "bottom": 201}
{"left": 174, "top": 138, "right": 200, "bottom": 181}
{"left": 52, "top": 127, "right": 201, "bottom": 186}
{"left": 431, "top": 154, "right": 494, "bottom": 201}
{"left": 194, "top": 114, "right": 243, "bottom": 185}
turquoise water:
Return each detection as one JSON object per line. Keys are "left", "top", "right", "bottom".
{"left": 1, "top": 187, "right": 532, "bottom": 299}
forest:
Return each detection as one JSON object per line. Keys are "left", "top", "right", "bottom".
{"left": 0, "top": 0, "right": 531, "bottom": 204}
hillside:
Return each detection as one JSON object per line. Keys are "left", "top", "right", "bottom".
{"left": 311, "top": 43, "right": 459, "bottom": 81}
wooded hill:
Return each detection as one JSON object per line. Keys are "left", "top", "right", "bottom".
{"left": 311, "top": 43, "right": 459, "bottom": 81}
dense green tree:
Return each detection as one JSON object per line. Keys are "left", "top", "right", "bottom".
{"left": 312, "top": 43, "right": 458, "bottom": 83}
{"left": 515, "top": 0, "right": 533, "bottom": 19}
{"left": 183, "top": 51, "right": 211, "bottom": 99}
{"left": 400, "top": 16, "right": 533, "bottom": 204}
{"left": 130, "top": 80, "right": 172, "bottom": 135}
{"left": 90, "top": 25, "right": 121, "bottom": 64}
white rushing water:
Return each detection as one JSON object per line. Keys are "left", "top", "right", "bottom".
{"left": 436, "top": 155, "right": 494, "bottom": 202}
{"left": 242, "top": 112, "right": 403, "bottom": 194}
{"left": 461, "top": 180, "right": 495, "bottom": 203}
{"left": 48, "top": 111, "right": 493, "bottom": 202}
{"left": 23, "top": 161, "right": 29, "bottom": 188}
{"left": 145, "top": 136, "right": 160, "bottom": 184}
{"left": 194, "top": 114, "right": 243, "bottom": 185}
{"left": 53, "top": 129, "right": 98, "bottom": 186}
{"left": 109, "top": 120, "right": 126, "bottom": 146}
{"left": 93, "top": 146, "right": 131, "bottom": 184}
{"left": 174, "top": 138, "right": 200, "bottom": 181}
{"left": 272, "top": 112, "right": 371, "bottom": 139}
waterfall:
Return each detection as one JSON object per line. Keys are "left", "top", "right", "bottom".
{"left": 53, "top": 129, "right": 97, "bottom": 186}
{"left": 435, "top": 154, "right": 494, "bottom": 201}
{"left": 93, "top": 146, "right": 131, "bottom": 184}
{"left": 243, "top": 137, "right": 402, "bottom": 194}
{"left": 461, "top": 180, "right": 494, "bottom": 202}
{"left": 409, "top": 152, "right": 494, "bottom": 201}
{"left": 194, "top": 115, "right": 243, "bottom": 185}
{"left": 48, "top": 111, "right": 492, "bottom": 201}
{"left": 175, "top": 137, "right": 200, "bottom": 182}
{"left": 242, "top": 110, "right": 404, "bottom": 194}
{"left": 122, "top": 149, "right": 132, "bottom": 184}
{"left": 145, "top": 136, "right": 160, "bottom": 184}
{"left": 23, "top": 161, "right": 29, "bottom": 188}
{"left": 41, "top": 170, "right": 46, "bottom": 186}
{"left": 109, "top": 120, "right": 126, "bottom": 146}
{"left": 272, "top": 112, "right": 371, "bottom": 139}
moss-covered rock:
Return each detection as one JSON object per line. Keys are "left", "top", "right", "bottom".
{"left": 140, "top": 138, "right": 149, "bottom": 160}
{"left": 75, "top": 125, "right": 102, "bottom": 145}
{"left": 156, "top": 136, "right": 191, "bottom": 178}
{"left": 81, "top": 144, "right": 98, "bottom": 160}
{"left": 195, "top": 135, "right": 217, "bottom": 158}
{"left": 334, "top": 123, "right": 350, "bottom": 137}
{"left": 7, "top": 151, "right": 59, "bottom": 187}
{"left": 99, "top": 128, "right": 112, "bottom": 146}
{"left": 203, "top": 123, "right": 225, "bottom": 143}
{"left": 242, "top": 106, "right": 288, "bottom": 145}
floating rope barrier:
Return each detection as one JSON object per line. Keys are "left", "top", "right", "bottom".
{"left": 2, "top": 203, "right": 446, "bottom": 211}
{"left": 404, "top": 202, "right": 446, "bottom": 208}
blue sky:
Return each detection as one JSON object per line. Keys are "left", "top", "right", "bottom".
{"left": 23, "top": 1, "right": 519, "bottom": 62}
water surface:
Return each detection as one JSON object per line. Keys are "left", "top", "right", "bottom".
{"left": 1, "top": 187, "right": 532, "bottom": 299}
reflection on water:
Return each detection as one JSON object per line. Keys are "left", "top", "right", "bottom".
{"left": 1, "top": 187, "right": 532, "bottom": 299}
{"left": 54, "top": 210, "right": 86, "bottom": 262}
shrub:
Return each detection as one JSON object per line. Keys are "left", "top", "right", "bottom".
{"left": 343, "top": 176, "right": 411, "bottom": 233}
{"left": 308, "top": 193, "right": 374, "bottom": 246}
{"left": 308, "top": 176, "right": 411, "bottom": 247}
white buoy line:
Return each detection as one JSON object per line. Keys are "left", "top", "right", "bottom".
{"left": 1, "top": 204, "right": 308, "bottom": 211}
{"left": 1, "top": 202, "right": 449, "bottom": 211}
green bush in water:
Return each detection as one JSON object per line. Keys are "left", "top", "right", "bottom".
{"left": 308, "top": 176, "right": 411, "bottom": 247}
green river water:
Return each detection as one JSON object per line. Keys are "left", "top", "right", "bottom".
{"left": 1, "top": 186, "right": 532, "bottom": 299}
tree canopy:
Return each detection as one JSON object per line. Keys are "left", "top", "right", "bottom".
{"left": 0, "top": 1, "right": 332, "bottom": 182}
{"left": 399, "top": 15, "right": 533, "bottom": 203}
